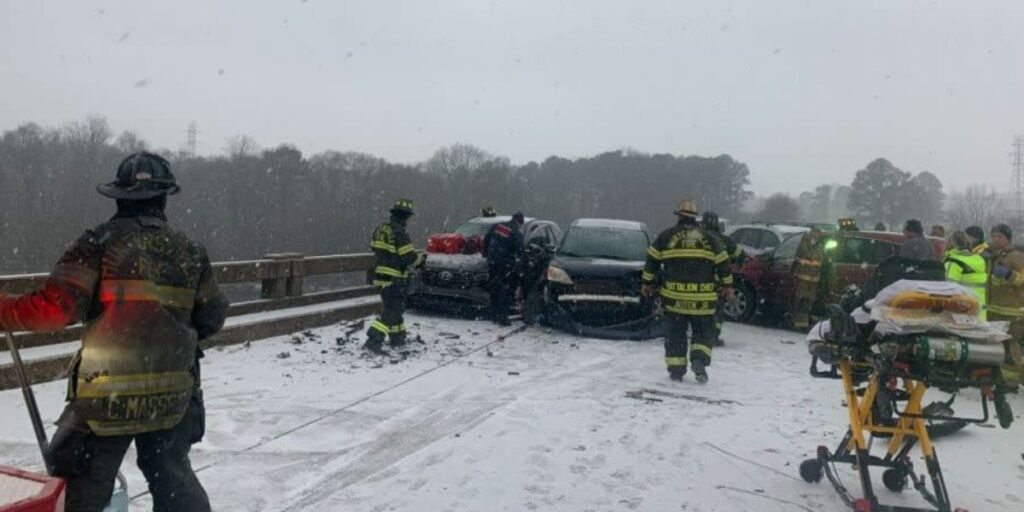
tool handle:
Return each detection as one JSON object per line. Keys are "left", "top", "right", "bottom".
{"left": 4, "top": 331, "right": 54, "bottom": 475}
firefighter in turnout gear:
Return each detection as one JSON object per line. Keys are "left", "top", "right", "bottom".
{"left": 484, "top": 211, "right": 526, "bottom": 326}
{"left": 701, "top": 211, "right": 741, "bottom": 347}
{"left": 364, "top": 199, "right": 424, "bottom": 354}
{"left": 987, "top": 223, "right": 1024, "bottom": 386}
{"left": 0, "top": 152, "right": 229, "bottom": 512}
{"left": 792, "top": 228, "right": 827, "bottom": 331}
{"left": 642, "top": 200, "right": 733, "bottom": 383}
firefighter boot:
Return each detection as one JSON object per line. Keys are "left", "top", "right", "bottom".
{"left": 390, "top": 332, "right": 409, "bottom": 352}
{"left": 362, "top": 332, "right": 388, "bottom": 355}
{"left": 692, "top": 360, "right": 709, "bottom": 384}
{"left": 668, "top": 367, "right": 687, "bottom": 382}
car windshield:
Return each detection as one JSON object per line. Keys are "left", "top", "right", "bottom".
{"left": 558, "top": 227, "right": 648, "bottom": 261}
{"left": 454, "top": 221, "right": 498, "bottom": 238}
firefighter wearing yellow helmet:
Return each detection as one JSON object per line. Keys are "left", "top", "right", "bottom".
{"left": 642, "top": 200, "right": 733, "bottom": 383}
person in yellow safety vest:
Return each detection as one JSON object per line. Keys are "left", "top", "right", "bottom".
{"left": 642, "top": 199, "right": 733, "bottom": 384}
{"left": 987, "top": 223, "right": 1024, "bottom": 387}
{"left": 792, "top": 228, "right": 826, "bottom": 330}
{"left": 966, "top": 225, "right": 991, "bottom": 259}
{"left": 364, "top": 199, "right": 425, "bottom": 354}
{"left": 943, "top": 231, "right": 988, "bottom": 320}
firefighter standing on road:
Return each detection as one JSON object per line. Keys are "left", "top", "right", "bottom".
{"left": 642, "top": 200, "right": 732, "bottom": 383}
{"left": 484, "top": 211, "right": 526, "bottom": 326}
{"left": 701, "top": 211, "right": 741, "bottom": 346}
{"left": 792, "top": 228, "right": 826, "bottom": 331}
{"left": 987, "top": 223, "right": 1024, "bottom": 387}
{"left": 0, "top": 152, "right": 228, "bottom": 512}
{"left": 364, "top": 199, "right": 424, "bottom": 354}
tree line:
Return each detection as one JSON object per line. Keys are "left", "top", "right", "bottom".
{"left": 762, "top": 158, "right": 1009, "bottom": 235}
{"left": 0, "top": 117, "right": 753, "bottom": 273}
{"left": 3, "top": 116, "right": 1011, "bottom": 274}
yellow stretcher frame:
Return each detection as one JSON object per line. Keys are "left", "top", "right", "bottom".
{"left": 802, "top": 359, "right": 961, "bottom": 512}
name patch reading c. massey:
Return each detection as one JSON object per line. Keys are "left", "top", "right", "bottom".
{"left": 104, "top": 390, "right": 190, "bottom": 421}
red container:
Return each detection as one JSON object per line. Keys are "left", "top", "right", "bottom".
{"left": 0, "top": 466, "right": 65, "bottom": 512}
{"left": 427, "top": 233, "right": 466, "bottom": 254}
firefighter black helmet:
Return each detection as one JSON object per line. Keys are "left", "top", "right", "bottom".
{"left": 390, "top": 198, "right": 415, "bottom": 216}
{"left": 97, "top": 152, "right": 180, "bottom": 200}
{"left": 701, "top": 211, "right": 719, "bottom": 231}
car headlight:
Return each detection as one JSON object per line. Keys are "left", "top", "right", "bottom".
{"left": 546, "top": 265, "right": 574, "bottom": 285}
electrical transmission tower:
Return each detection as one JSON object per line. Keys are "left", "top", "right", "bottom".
{"left": 185, "top": 121, "right": 198, "bottom": 157}
{"left": 1013, "top": 135, "right": 1024, "bottom": 225}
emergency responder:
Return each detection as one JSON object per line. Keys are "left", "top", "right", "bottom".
{"left": 899, "top": 219, "right": 936, "bottom": 261}
{"left": 642, "top": 200, "right": 732, "bottom": 383}
{"left": 792, "top": 228, "right": 826, "bottom": 330}
{"left": 966, "top": 225, "right": 990, "bottom": 258}
{"left": 365, "top": 199, "right": 423, "bottom": 354}
{"left": 483, "top": 211, "right": 526, "bottom": 326}
{"left": 838, "top": 218, "right": 859, "bottom": 231}
{"left": 943, "top": 230, "right": 988, "bottom": 320}
{"left": 930, "top": 224, "right": 946, "bottom": 238}
{"left": 874, "top": 222, "right": 888, "bottom": 232}
{"left": 0, "top": 152, "right": 228, "bottom": 512}
{"left": 481, "top": 206, "right": 498, "bottom": 217}
{"left": 987, "top": 223, "right": 1024, "bottom": 386}
{"left": 701, "top": 211, "right": 741, "bottom": 346}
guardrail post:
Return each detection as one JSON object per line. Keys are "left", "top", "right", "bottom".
{"left": 261, "top": 254, "right": 293, "bottom": 299}
{"left": 288, "top": 254, "right": 305, "bottom": 297}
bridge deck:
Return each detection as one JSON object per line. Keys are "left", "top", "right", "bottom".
{"left": 1, "top": 314, "right": 1021, "bottom": 511}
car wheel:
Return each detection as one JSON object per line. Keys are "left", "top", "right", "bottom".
{"left": 723, "top": 282, "right": 756, "bottom": 322}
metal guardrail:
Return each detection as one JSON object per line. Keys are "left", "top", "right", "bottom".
{"left": 0, "top": 252, "right": 382, "bottom": 390}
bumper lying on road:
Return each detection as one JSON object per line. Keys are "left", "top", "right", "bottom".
{"left": 545, "top": 289, "right": 662, "bottom": 340}
{"left": 556, "top": 294, "right": 641, "bottom": 305}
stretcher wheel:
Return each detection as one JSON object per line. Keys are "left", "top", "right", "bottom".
{"left": 882, "top": 467, "right": 908, "bottom": 492}
{"left": 994, "top": 394, "right": 1014, "bottom": 429}
{"left": 799, "top": 458, "right": 823, "bottom": 483}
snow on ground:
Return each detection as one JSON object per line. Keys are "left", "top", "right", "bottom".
{"left": 2, "top": 315, "right": 1023, "bottom": 511}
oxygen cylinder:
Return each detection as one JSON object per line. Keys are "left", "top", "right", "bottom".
{"left": 914, "top": 337, "right": 1007, "bottom": 366}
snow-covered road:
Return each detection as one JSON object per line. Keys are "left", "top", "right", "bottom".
{"left": 2, "top": 315, "right": 1022, "bottom": 511}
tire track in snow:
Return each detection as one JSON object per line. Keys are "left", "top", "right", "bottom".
{"left": 272, "top": 355, "right": 617, "bottom": 512}
{"left": 129, "top": 324, "right": 521, "bottom": 504}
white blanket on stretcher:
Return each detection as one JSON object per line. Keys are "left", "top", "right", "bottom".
{"left": 807, "top": 280, "right": 1010, "bottom": 343}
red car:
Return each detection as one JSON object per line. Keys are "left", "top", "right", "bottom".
{"left": 723, "top": 230, "right": 945, "bottom": 324}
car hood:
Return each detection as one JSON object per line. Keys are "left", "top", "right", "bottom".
{"left": 550, "top": 255, "right": 645, "bottom": 277}
{"left": 422, "top": 253, "right": 488, "bottom": 272}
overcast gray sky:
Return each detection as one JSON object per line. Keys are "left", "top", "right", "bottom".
{"left": 2, "top": 0, "right": 1022, "bottom": 195}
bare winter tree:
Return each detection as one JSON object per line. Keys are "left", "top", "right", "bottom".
{"left": 423, "top": 143, "right": 505, "bottom": 175}
{"left": 114, "top": 130, "right": 148, "bottom": 153}
{"left": 944, "top": 185, "right": 1006, "bottom": 229}
{"left": 224, "top": 135, "right": 260, "bottom": 158}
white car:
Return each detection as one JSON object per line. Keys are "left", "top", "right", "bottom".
{"left": 725, "top": 223, "right": 811, "bottom": 255}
